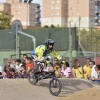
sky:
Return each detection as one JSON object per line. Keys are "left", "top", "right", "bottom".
{"left": 0, "top": 0, "right": 42, "bottom": 5}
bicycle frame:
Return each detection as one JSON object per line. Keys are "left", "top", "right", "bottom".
{"left": 33, "top": 61, "right": 56, "bottom": 79}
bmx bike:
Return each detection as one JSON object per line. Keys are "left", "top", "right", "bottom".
{"left": 27, "top": 60, "right": 62, "bottom": 96}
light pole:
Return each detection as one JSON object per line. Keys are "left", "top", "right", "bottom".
{"left": 78, "top": 16, "right": 81, "bottom": 55}
{"left": 24, "top": 0, "right": 33, "bottom": 29}
{"left": 69, "top": 21, "right": 72, "bottom": 68}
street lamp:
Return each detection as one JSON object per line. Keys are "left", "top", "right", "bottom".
{"left": 24, "top": 0, "right": 33, "bottom": 3}
{"left": 24, "top": 0, "right": 28, "bottom": 3}
{"left": 28, "top": 0, "right": 33, "bottom": 3}
{"left": 24, "top": 0, "right": 33, "bottom": 29}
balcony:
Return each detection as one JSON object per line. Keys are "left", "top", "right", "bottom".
{"left": 35, "top": 20, "right": 41, "bottom": 24}
{"left": 37, "top": 5, "right": 41, "bottom": 8}
{"left": 95, "top": 22, "right": 100, "bottom": 26}
{"left": 95, "top": 16, "right": 100, "bottom": 19}
{"left": 95, "top": 9, "right": 100, "bottom": 13}
{"left": 35, "top": 14, "right": 41, "bottom": 18}
{"left": 95, "top": 6, "right": 100, "bottom": 13}
{"left": 35, "top": 9, "right": 41, "bottom": 13}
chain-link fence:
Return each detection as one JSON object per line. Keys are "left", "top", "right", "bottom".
{"left": 77, "top": 27, "right": 100, "bottom": 52}
{"left": 0, "top": 27, "right": 100, "bottom": 66}
{"left": 0, "top": 28, "right": 77, "bottom": 51}
{"left": 76, "top": 27, "right": 100, "bottom": 64}
{"left": 0, "top": 28, "right": 76, "bottom": 65}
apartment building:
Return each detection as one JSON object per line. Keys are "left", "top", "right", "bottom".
{"left": 0, "top": 0, "right": 41, "bottom": 29}
{"left": 42, "top": 0, "right": 95, "bottom": 28}
{"left": 42, "top": 0, "right": 67, "bottom": 27}
{"left": 95, "top": 0, "right": 100, "bottom": 26}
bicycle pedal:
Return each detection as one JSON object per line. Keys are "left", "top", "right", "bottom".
{"left": 52, "top": 86, "right": 57, "bottom": 88}
{"left": 38, "top": 76, "right": 43, "bottom": 80}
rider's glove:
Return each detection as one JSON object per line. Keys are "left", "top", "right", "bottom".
{"left": 59, "top": 57, "right": 62, "bottom": 61}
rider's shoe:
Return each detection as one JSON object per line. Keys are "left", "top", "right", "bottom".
{"left": 42, "top": 74, "right": 50, "bottom": 79}
{"left": 52, "top": 85, "right": 57, "bottom": 88}
{"left": 38, "top": 75, "right": 43, "bottom": 80}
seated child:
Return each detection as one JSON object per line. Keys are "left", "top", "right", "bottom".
{"left": 90, "top": 65, "right": 100, "bottom": 83}
{"left": 19, "top": 65, "right": 27, "bottom": 78}
{"left": 26, "top": 57, "right": 34, "bottom": 72}
{"left": 53, "top": 58, "right": 61, "bottom": 78}
{"left": 9, "top": 68, "right": 18, "bottom": 78}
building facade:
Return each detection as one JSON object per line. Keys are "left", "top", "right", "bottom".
{"left": 0, "top": 0, "right": 41, "bottom": 29}
{"left": 95, "top": 0, "right": 100, "bottom": 26}
{"left": 42, "top": 0, "right": 95, "bottom": 28}
{"left": 42, "top": 0, "right": 67, "bottom": 27}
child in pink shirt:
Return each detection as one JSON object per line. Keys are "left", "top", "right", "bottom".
{"left": 61, "top": 61, "right": 73, "bottom": 78}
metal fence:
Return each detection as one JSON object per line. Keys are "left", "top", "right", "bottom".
{"left": 77, "top": 27, "right": 100, "bottom": 52}
{"left": 0, "top": 28, "right": 77, "bottom": 51}
{"left": 76, "top": 27, "right": 100, "bottom": 64}
{"left": 1, "top": 27, "right": 100, "bottom": 66}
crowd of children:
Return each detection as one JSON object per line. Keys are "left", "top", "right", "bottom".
{"left": 0, "top": 54, "right": 100, "bottom": 83}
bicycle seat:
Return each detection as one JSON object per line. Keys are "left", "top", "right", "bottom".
{"left": 35, "top": 60, "right": 45, "bottom": 63}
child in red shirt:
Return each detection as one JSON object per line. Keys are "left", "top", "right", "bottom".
{"left": 26, "top": 57, "right": 34, "bottom": 72}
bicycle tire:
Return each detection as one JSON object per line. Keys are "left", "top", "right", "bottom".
{"left": 49, "top": 78, "right": 62, "bottom": 96}
{"left": 27, "top": 68, "right": 38, "bottom": 85}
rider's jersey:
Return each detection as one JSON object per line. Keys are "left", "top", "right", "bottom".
{"left": 31, "top": 45, "right": 61, "bottom": 60}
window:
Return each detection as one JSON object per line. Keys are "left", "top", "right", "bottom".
{"left": 71, "top": 13, "right": 74, "bottom": 16}
{"left": 90, "top": 0, "right": 94, "bottom": 3}
{"left": 57, "top": 13, "right": 59, "bottom": 15}
{"left": 13, "top": 12, "right": 15, "bottom": 14}
{"left": 77, "top": 0, "right": 79, "bottom": 4}
{"left": 51, "top": 13, "right": 54, "bottom": 15}
{"left": 65, "top": 0, "right": 67, "bottom": 4}
{"left": 18, "top": 6, "right": 21, "bottom": 8}
{"left": 92, "top": 7, "right": 94, "bottom": 10}
{"left": 57, "top": 1, "right": 59, "bottom": 3}
{"left": 30, "top": 6, "right": 32, "bottom": 8}
{"left": 13, "top": 17, "right": 15, "bottom": 20}
{"left": 30, "top": 18, "right": 34, "bottom": 20}
{"left": 71, "top": 1, "right": 74, "bottom": 3}
{"left": 76, "top": 13, "right": 79, "bottom": 15}
{"left": 18, "top": 17, "right": 21, "bottom": 20}
{"left": 55, "top": 7, "right": 58, "bottom": 9}
{"left": 71, "top": 7, "right": 74, "bottom": 10}
{"left": 51, "top": 7, "right": 54, "bottom": 9}
{"left": 18, "top": 12, "right": 21, "bottom": 14}
{"left": 65, "top": 13, "right": 67, "bottom": 16}
{"left": 0, "top": 6, "right": 2, "bottom": 8}
{"left": 30, "top": 12, "right": 34, "bottom": 14}
{"left": 51, "top": 1, "right": 54, "bottom": 4}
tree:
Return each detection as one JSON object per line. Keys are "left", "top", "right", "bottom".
{"left": 50, "top": 24, "right": 55, "bottom": 28}
{"left": 56, "top": 24, "right": 60, "bottom": 27}
{"left": 0, "top": 10, "right": 13, "bottom": 29}
{"left": 44, "top": 25, "right": 49, "bottom": 28}
{"left": 76, "top": 28, "right": 100, "bottom": 52}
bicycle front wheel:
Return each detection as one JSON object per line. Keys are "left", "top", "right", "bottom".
{"left": 49, "top": 78, "right": 62, "bottom": 96}
{"left": 27, "top": 68, "right": 38, "bottom": 85}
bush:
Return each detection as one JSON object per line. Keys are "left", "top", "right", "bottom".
{"left": 44, "top": 25, "right": 49, "bottom": 28}
{"left": 56, "top": 24, "right": 60, "bottom": 27}
{"left": 50, "top": 24, "right": 55, "bottom": 28}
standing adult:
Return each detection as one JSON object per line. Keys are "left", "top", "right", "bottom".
{"left": 22, "top": 54, "right": 28, "bottom": 66}
{"left": 83, "top": 58, "right": 92, "bottom": 79}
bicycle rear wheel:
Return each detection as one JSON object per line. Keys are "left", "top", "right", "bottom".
{"left": 49, "top": 78, "right": 62, "bottom": 96}
{"left": 27, "top": 68, "right": 38, "bottom": 85}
